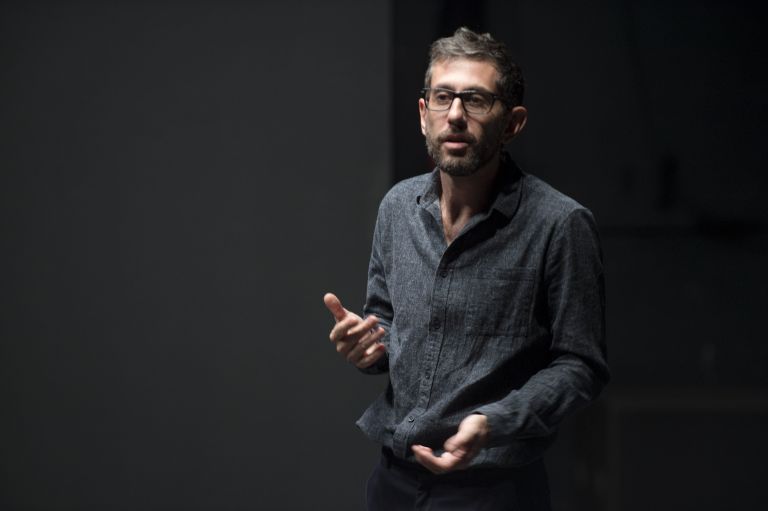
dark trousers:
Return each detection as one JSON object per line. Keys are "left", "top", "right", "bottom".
{"left": 366, "top": 448, "right": 551, "bottom": 511}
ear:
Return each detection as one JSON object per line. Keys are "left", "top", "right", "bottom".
{"left": 419, "top": 98, "right": 427, "bottom": 136}
{"left": 502, "top": 106, "right": 527, "bottom": 144}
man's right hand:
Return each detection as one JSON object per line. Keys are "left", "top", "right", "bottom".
{"left": 324, "top": 293, "right": 386, "bottom": 369}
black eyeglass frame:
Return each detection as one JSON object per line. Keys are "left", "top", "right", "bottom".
{"left": 420, "top": 87, "right": 508, "bottom": 114}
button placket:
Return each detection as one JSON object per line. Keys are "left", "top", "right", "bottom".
{"left": 396, "top": 260, "right": 455, "bottom": 456}
{"left": 417, "top": 263, "right": 452, "bottom": 409}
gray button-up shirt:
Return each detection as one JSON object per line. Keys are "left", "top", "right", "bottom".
{"left": 357, "top": 156, "right": 608, "bottom": 469}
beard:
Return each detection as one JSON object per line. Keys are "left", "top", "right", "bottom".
{"left": 424, "top": 118, "right": 507, "bottom": 176}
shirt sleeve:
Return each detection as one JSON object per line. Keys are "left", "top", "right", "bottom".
{"left": 360, "top": 200, "right": 393, "bottom": 375}
{"left": 475, "top": 207, "right": 609, "bottom": 445}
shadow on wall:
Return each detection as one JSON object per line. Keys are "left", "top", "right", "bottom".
{"left": 392, "top": 0, "right": 768, "bottom": 509}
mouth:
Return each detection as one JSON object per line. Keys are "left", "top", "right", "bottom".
{"left": 442, "top": 141, "right": 470, "bottom": 151}
{"left": 439, "top": 134, "right": 474, "bottom": 152}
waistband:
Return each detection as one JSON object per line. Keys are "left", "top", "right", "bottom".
{"left": 380, "top": 447, "right": 545, "bottom": 481}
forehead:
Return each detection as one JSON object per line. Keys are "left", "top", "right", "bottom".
{"left": 429, "top": 58, "right": 499, "bottom": 92}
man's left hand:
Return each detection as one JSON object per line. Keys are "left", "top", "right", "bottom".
{"left": 411, "top": 414, "right": 489, "bottom": 474}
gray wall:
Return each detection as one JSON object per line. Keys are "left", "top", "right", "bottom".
{"left": 1, "top": 1, "right": 390, "bottom": 509}
{"left": 4, "top": 1, "right": 767, "bottom": 510}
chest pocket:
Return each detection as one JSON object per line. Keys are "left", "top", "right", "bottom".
{"left": 465, "top": 268, "right": 535, "bottom": 337}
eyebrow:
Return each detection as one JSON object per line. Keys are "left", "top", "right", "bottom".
{"left": 432, "top": 84, "right": 496, "bottom": 95}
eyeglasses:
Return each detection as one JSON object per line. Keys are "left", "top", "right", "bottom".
{"left": 420, "top": 87, "right": 505, "bottom": 115}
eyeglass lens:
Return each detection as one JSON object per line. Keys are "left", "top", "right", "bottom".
{"left": 426, "top": 89, "right": 494, "bottom": 114}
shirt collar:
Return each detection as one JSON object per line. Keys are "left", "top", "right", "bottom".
{"left": 416, "top": 152, "right": 524, "bottom": 220}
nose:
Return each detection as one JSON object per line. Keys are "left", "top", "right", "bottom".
{"left": 446, "top": 96, "right": 467, "bottom": 125}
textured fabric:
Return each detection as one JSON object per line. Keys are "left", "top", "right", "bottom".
{"left": 356, "top": 155, "right": 608, "bottom": 469}
{"left": 366, "top": 448, "right": 551, "bottom": 511}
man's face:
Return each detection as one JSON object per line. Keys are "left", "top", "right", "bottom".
{"left": 419, "top": 59, "right": 521, "bottom": 176}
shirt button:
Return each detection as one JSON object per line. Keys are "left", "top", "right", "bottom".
{"left": 430, "top": 319, "right": 441, "bottom": 330}
{"left": 439, "top": 269, "right": 449, "bottom": 278}
{"left": 407, "top": 416, "right": 415, "bottom": 423}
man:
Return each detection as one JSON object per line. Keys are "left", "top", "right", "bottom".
{"left": 324, "top": 27, "right": 608, "bottom": 510}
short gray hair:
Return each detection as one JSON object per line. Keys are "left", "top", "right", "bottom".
{"left": 424, "top": 27, "right": 525, "bottom": 107}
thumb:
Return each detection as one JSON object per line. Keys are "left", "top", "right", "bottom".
{"left": 323, "top": 292, "right": 347, "bottom": 322}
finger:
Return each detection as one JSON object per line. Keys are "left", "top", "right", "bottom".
{"left": 335, "top": 322, "right": 375, "bottom": 357}
{"left": 323, "top": 293, "right": 347, "bottom": 322}
{"left": 346, "top": 315, "right": 379, "bottom": 336}
{"left": 411, "top": 445, "right": 464, "bottom": 474}
{"left": 335, "top": 339, "right": 356, "bottom": 356}
{"left": 362, "top": 326, "right": 386, "bottom": 349}
{"left": 346, "top": 327, "right": 386, "bottom": 362}
{"left": 355, "top": 343, "right": 386, "bottom": 369}
{"left": 411, "top": 445, "right": 441, "bottom": 472}
{"left": 365, "top": 340, "right": 386, "bottom": 356}
{"left": 329, "top": 316, "right": 361, "bottom": 342}
{"left": 414, "top": 448, "right": 463, "bottom": 474}
{"left": 443, "top": 430, "right": 474, "bottom": 458}
{"left": 444, "top": 414, "right": 488, "bottom": 455}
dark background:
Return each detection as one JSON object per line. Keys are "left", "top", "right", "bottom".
{"left": 1, "top": 1, "right": 766, "bottom": 510}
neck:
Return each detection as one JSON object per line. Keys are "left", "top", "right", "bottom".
{"left": 439, "top": 152, "right": 501, "bottom": 220}
{"left": 438, "top": 152, "right": 501, "bottom": 242}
